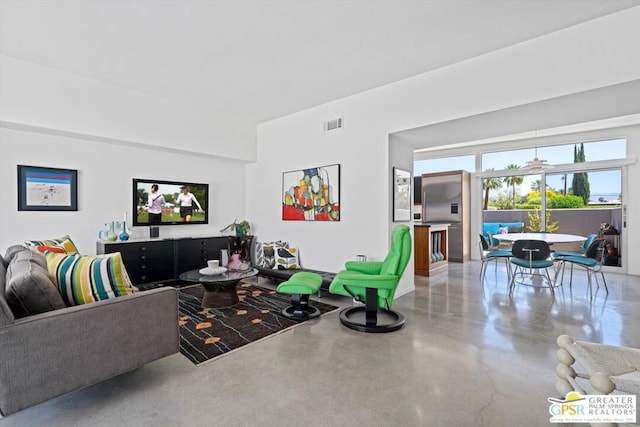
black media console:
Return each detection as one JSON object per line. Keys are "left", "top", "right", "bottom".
{"left": 97, "top": 236, "right": 230, "bottom": 287}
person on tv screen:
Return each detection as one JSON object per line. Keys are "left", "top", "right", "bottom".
{"left": 176, "top": 185, "right": 203, "bottom": 222}
{"left": 147, "top": 184, "right": 165, "bottom": 225}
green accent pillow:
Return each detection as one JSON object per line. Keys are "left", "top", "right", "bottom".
{"left": 46, "top": 251, "right": 134, "bottom": 306}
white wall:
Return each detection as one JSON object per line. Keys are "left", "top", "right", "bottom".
{"left": 0, "top": 126, "right": 248, "bottom": 255}
{"left": 0, "top": 52, "right": 254, "bottom": 256}
{"left": 389, "top": 138, "right": 416, "bottom": 297}
{"left": 247, "top": 106, "right": 392, "bottom": 272}
{"left": 247, "top": 7, "right": 640, "bottom": 291}
{"left": 0, "top": 55, "right": 256, "bottom": 162}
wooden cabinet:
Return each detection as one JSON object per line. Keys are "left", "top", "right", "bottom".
{"left": 97, "top": 236, "right": 230, "bottom": 285}
{"left": 414, "top": 227, "right": 429, "bottom": 275}
{"left": 414, "top": 224, "right": 448, "bottom": 276}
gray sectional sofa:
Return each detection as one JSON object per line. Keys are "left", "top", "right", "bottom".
{"left": 0, "top": 245, "right": 179, "bottom": 416}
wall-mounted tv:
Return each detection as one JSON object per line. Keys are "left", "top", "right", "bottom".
{"left": 132, "top": 178, "right": 209, "bottom": 226}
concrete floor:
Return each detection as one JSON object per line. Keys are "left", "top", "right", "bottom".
{"left": 2, "top": 262, "right": 639, "bottom": 427}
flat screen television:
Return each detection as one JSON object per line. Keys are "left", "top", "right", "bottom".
{"left": 132, "top": 178, "right": 209, "bottom": 226}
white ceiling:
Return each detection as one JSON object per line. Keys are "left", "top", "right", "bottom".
{"left": 1, "top": 0, "right": 639, "bottom": 148}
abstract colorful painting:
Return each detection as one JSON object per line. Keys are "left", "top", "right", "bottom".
{"left": 282, "top": 164, "right": 340, "bottom": 221}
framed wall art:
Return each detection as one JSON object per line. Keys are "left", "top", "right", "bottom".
{"left": 17, "top": 165, "right": 78, "bottom": 211}
{"left": 282, "top": 164, "right": 340, "bottom": 221}
{"left": 393, "top": 167, "right": 411, "bottom": 222}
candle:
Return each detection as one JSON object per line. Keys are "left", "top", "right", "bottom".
{"left": 124, "top": 211, "right": 127, "bottom": 222}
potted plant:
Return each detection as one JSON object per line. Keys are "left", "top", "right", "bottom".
{"left": 220, "top": 219, "right": 251, "bottom": 237}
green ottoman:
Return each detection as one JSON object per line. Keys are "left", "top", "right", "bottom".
{"left": 276, "top": 272, "right": 323, "bottom": 320}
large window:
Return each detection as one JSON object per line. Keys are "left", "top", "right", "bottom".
{"left": 480, "top": 140, "right": 625, "bottom": 216}
{"left": 482, "top": 139, "right": 626, "bottom": 170}
{"left": 416, "top": 138, "right": 627, "bottom": 268}
{"left": 479, "top": 139, "right": 625, "bottom": 268}
{"left": 545, "top": 170, "right": 621, "bottom": 206}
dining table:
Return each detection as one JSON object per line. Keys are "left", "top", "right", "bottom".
{"left": 495, "top": 233, "right": 587, "bottom": 290}
{"left": 492, "top": 232, "right": 586, "bottom": 244}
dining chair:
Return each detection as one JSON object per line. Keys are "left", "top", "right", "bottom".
{"left": 554, "top": 238, "right": 608, "bottom": 299}
{"left": 478, "top": 234, "right": 512, "bottom": 282}
{"left": 485, "top": 231, "right": 500, "bottom": 249}
{"left": 553, "top": 233, "right": 598, "bottom": 258}
{"left": 508, "top": 239, "right": 556, "bottom": 296}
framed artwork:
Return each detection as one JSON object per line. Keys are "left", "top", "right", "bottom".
{"left": 282, "top": 164, "right": 340, "bottom": 221}
{"left": 17, "top": 165, "right": 78, "bottom": 211}
{"left": 393, "top": 167, "right": 411, "bottom": 222}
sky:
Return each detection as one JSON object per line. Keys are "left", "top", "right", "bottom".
{"left": 414, "top": 139, "right": 624, "bottom": 198}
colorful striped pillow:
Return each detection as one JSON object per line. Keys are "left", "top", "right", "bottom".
{"left": 25, "top": 235, "right": 79, "bottom": 254}
{"left": 45, "top": 251, "right": 134, "bottom": 306}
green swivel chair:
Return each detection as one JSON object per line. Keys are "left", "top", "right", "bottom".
{"left": 329, "top": 224, "right": 411, "bottom": 333}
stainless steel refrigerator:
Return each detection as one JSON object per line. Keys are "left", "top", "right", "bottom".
{"left": 421, "top": 171, "right": 470, "bottom": 262}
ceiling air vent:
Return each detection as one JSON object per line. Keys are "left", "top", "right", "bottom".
{"left": 323, "top": 117, "right": 343, "bottom": 132}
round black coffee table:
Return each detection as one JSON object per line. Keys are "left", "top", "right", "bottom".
{"left": 178, "top": 268, "right": 258, "bottom": 308}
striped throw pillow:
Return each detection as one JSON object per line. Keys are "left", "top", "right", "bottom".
{"left": 25, "top": 235, "right": 79, "bottom": 254}
{"left": 46, "top": 251, "right": 134, "bottom": 306}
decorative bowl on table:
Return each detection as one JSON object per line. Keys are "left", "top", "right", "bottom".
{"left": 199, "top": 266, "right": 227, "bottom": 275}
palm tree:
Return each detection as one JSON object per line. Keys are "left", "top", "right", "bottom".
{"left": 503, "top": 164, "right": 523, "bottom": 209}
{"left": 530, "top": 179, "right": 541, "bottom": 192}
{"left": 482, "top": 169, "right": 502, "bottom": 210}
